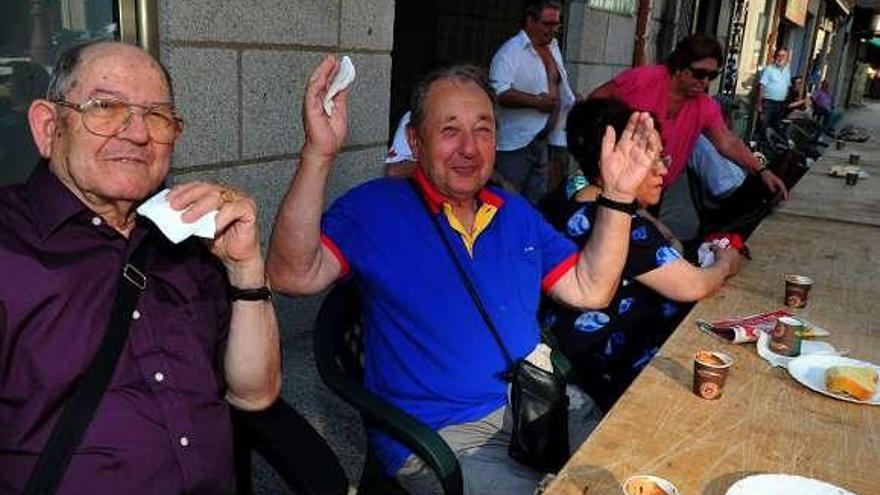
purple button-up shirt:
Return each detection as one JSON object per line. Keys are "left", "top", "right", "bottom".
{"left": 0, "top": 165, "right": 235, "bottom": 494}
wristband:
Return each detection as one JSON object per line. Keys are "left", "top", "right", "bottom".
{"left": 229, "top": 285, "right": 273, "bottom": 301}
{"left": 596, "top": 194, "right": 638, "bottom": 215}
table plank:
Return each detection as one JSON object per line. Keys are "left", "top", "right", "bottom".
{"left": 777, "top": 142, "right": 880, "bottom": 226}
{"left": 546, "top": 213, "right": 880, "bottom": 495}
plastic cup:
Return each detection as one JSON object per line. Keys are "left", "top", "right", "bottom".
{"left": 784, "top": 274, "right": 813, "bottom": 308}
{"left": 692, "top": 351, "right": 734, "bottom": 400}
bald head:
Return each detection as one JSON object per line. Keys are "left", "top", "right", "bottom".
{"left": 47, "top": 41, "right": 173, "bottom": 104}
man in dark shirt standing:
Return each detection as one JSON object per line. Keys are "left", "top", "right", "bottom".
{"left": 0, "top": 41, "right": 281, "bottom": 494}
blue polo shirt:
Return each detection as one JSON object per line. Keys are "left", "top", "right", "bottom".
{"left": 320, "top": 170, "right": 578, "bottom": 474}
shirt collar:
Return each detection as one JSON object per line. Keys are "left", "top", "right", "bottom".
{"left": 412, "top": 166, "right": 504, "bottom": 215}
{"left": 25, "top": 162, "right": 89, "bottom": 239}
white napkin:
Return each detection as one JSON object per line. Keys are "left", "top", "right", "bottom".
{"left": 137, "top": 188, "right": 217, "bottom": 244}
{"left": 322, "top": 56, "right": 356, "bottom": 116}
{"left": 697, "top": 237, "right": 732, "bottom": 267}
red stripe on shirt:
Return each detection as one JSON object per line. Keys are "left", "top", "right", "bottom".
{"left": 321, "top": 234, "right": 351, "bottom": 279}
{"left": 541, "top": 252, "right": 578, "bottom": 293}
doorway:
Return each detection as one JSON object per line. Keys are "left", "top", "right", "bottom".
{"left": 389, "top": 0, "right": 527, "bottom": 139}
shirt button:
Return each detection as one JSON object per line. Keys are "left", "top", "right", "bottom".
{"left": 132, "top": 310, "right": 141, "bottom": 320}
{"left": 91, "top": 216, "right": 103, "bottom": 226}
{"left": 154, "top": 372, "right": 165, "bottom": 383}
{"left": 179, "top": 436, "right": 190, "bottom": 447}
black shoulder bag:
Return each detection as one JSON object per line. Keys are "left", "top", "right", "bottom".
{"left": 23, "top": 243, "right": 150, "bottom": 495}
{"left": 420, "top": 189, "right": 570, "bottom": 473}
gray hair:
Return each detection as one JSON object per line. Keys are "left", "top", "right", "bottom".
{"left": 408, "top": 65, "right": 496, "bottom": 132}
{"left": 46, "top": 41, "right": 174, "bottom": 103}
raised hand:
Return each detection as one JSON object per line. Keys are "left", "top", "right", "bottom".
{"left": 598, "top": 111, "right": 662, "bottom": 202}
{"left": 301, "top": 55, "right": 350, "bottom": 163}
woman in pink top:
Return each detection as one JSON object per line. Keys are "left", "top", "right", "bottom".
{"left": 589, "top": 34, "right": 787, "bottom": 199}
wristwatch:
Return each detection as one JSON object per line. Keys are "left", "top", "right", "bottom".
{"left": 229, "top": 285, "right": 273, "bottom": 301}
{"left": 596, "top": 194, "right": 638, "bottom": 215}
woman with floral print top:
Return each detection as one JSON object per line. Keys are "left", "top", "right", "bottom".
{"left": 542, "top": 98, "right": 744, "bottom": 411}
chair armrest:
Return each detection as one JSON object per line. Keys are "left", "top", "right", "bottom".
{"left": 315, "top": 356, "right": 462, "bottom": 495}
{"left": 231, "top": 399, "right": 349, "bottom": 495}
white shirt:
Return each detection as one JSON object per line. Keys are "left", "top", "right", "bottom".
{"left": 490, "top": 30, "right": 576, "bottom": 150}
{"left": 385, "top": 111, "right": 413, "bottom": 164}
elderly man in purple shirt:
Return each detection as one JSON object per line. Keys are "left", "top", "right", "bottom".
{"left": 0, "top": 41, "right": 281, "bottom": 494}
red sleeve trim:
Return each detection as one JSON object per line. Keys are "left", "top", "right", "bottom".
{"left": 541, "top": 252, "right": 578, "bottom": 293}
{"left": 321, "top": 234, "right": 350, "bottom": 279}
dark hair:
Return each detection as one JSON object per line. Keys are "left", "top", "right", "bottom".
{"left": 565, "top": 98, "right": 634, "bottom": 181}
{"left": 46, "top": 40, "right": 174, "bottom": 103}
{"left": 665, "top": 33, "right": 724, "bottom": 73}
{"left": 523, "top": 0, "right": 562, "bottom": 24}
{"left": 408, "top": 64, "right": 496, "bottom": 131}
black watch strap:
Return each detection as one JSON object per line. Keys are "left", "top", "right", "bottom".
{"left": 596, "top": 194, "right": 638, "bottom": 215}
{"left": 230, "top": 285, "right": 273, "bottom": 301}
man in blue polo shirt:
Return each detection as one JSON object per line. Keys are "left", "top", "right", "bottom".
{"left": 268, "top": 58, "right": 660, "bottom": 495}
{"left": 756, "top": 47, "right": 791, "bottom": 134}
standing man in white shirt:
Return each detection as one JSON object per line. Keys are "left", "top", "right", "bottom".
{"left": 756, "top": 47, "right": 791, "bottom": 135}
{"left": 490, "top": 0, "right": 575, "bottom": 204}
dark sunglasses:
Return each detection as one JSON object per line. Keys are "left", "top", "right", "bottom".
{"left": 687, "top": 67, "right": 721, "bottom": 81}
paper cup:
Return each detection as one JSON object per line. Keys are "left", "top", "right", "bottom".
{"left": 784, "top": 274, "right": 813, "bottom": 308}
{"left": 769, "top": 316, "right": 804, "bottom": 357}
{"left": 845, "top": 170, "right": 859, "bottom": 185}
{"left": 622, "top": 475, "right": 680, "bottom": 495}
{"left": 835, "top": 140, "right": 845, "bottom": 150}
{"left": 693, "top": 351, "right": 734, "bottom": 400}
{"left": 848, "top": 153, "right": 860, "bottom": 165}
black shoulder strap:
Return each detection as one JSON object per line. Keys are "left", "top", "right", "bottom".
{"left": 412, "top": 180, "right": 515, "bottom": 373}
{"left": 23, "top": 240, "right": 150, "bottom": 495}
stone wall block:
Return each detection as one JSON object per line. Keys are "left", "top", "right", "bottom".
{"left": 341, "top": 0, "right": 395, "bottom": 51}
{"left": 344, "top": 54, "right": 393, "bottom": 146}
{"left": 159, "top": 0, "right": 338, "bottom": 46}
{"left": 164, "top": 47, "right": 239, "bottom": 169}
{"left": 605, "top": 14, "right": 636, "bottom": 66}
{"left": 242, "top": 51, "right": 324, "bottom": 159}
{"left": 575, "top": 9, "right": 609, "bottom": 64}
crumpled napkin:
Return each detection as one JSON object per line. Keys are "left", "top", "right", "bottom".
{"left": 137, "top": 188, "right": 216, "bottom": 244}
{"left": 323, "top": 56, "right": 356, "bottom": 116}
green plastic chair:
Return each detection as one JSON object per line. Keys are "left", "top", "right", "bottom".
{"left": 313, "top": 282, "right": 464, "bottom": 495}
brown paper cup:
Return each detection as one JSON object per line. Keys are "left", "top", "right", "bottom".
{"left": 622, "top": 475, "right": 680, "bottom": 495}
{"left": 693, "top": 351, "right": 733, "bottom": 400}
{"left": 769, "top": 316, "right": 804, "bottom": 357}
{"left": 784, "top": 274, "right": 813, "bottom": 308}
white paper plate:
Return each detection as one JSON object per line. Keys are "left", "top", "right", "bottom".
{"left": 756, "top": 332, "right": 837, "bottom": 368}
{"left": 726, "top": 474, "right": 859, "bottom": 495}
{"left": 787, "top": 354, "right": 880, "bottom": 405}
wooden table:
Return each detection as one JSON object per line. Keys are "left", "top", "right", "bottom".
{"left": 546, "top": 158, "right": 880, "bottom": 494}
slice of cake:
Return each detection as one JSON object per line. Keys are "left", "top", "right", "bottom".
{"left": 825, "top": 365, "right": 878, "bottom": 401}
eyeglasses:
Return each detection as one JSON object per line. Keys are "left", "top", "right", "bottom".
{"left": 52, "top": 98, "right": 183, "bottom": 144}
{"left": 657, "top": 155, "right": 672, "bottom": 168}
{"left": 687, "top": 67, "right": 721, "bottom": 81}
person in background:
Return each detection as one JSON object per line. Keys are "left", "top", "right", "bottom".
{"left": 384, "top": 110, "right": 417, "bottom": 177}
{"left": 756, "top": 47, "right": 791, "bottom": 133}
{"left": 542, "top": 98, "right": 744, "bottom": 412}
{"left": 783, "top": 76, "right": 812, "bottom": 120}
{"left": 490, "top": 0, "right": 576, "bottom": 204}
{"left": 811, "top": 79, "right": 841, "bottom": 132}
{"left": 589, "top": 34, "right": 787, "bottom": 204}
